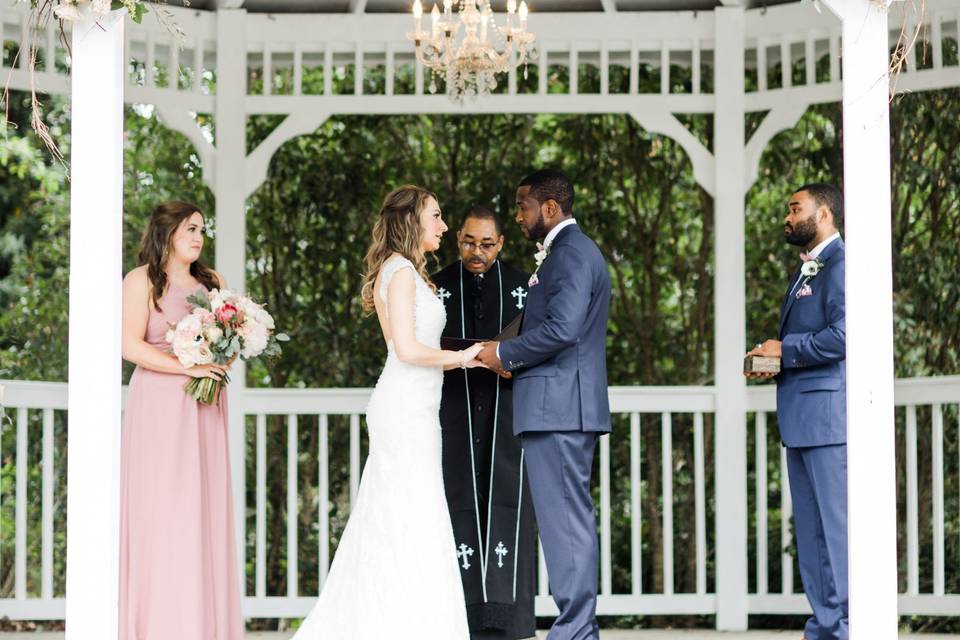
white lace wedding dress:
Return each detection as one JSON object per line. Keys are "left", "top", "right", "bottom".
{"left": 292, "top": 255, "right": 469, "bottom": 639}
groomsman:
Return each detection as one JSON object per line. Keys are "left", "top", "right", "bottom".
{"left": 433, "top": 206, "right": 536, "bottom": 640}
{"left": 746, "top": 183, "right": 847, "bottom": 640}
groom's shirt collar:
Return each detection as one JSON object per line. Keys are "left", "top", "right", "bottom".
{"left": 545, "top": 218, "right": 578, "bottom": 251}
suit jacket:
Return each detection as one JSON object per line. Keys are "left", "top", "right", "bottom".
{"left": 499, "top": 223, "right": 612, "bottom": 434}
{"left": 776, "top": 237, "right": 846, "bottom": 448}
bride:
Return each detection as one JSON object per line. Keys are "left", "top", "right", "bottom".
{"left": 292, "top": 185, "right": 484, "bottom": 639}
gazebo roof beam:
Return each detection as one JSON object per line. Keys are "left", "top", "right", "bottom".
{"left": 212, "top": 0, "right": 246, "bottom": 8}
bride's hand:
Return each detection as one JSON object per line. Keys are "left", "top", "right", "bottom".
{"left": 458, "top": 343, "right": 485, "bottom": 368}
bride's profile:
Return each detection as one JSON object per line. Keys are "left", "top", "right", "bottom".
{"left": 291, "top": 185, "right": 483, "bottom": 639}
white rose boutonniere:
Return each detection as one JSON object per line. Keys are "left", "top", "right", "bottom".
{"left": 801, "top": 258, "right": 822, "bottom": 277}
{"left": 529, "top": 242, "right": 549, "bottom": 287}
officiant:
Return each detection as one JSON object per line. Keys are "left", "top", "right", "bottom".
{"left": 433, "top": 205, "right": 536, "bottom": 640}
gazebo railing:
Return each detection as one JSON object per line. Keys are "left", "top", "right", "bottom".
{"left": 0, "top": 375, "right": 957, "bottom": 621}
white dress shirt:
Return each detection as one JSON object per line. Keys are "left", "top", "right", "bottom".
{"left": 790, "top": 231, "right": 841, "bottom": 296}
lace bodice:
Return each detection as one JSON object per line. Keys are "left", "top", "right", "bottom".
{"left": 378, "top": 255, "right": 446, "bottom": 351}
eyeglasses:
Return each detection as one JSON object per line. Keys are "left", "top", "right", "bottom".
{"left": 460, "top": 241, "right": 499, "bottom": 252}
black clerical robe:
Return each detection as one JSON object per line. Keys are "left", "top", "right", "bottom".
{"left": 432, "top": 259, "right": 537, "bottom": 640}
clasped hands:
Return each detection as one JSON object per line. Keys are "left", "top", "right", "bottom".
{"left": 743, "top": 339, "right": 782, "bottom": 380}
{"left": 460, "top": 341, "right": 512, "bottom": 379}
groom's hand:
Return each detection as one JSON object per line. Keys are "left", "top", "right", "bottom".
{"left": 478, "top": 341, "right": 511, "bottom": 378}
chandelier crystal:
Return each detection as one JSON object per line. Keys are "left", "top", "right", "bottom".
{"left": 407, "top": 0, "right": 538, "bottom": 100}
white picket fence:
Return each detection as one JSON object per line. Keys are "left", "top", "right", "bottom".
{"left": 0, "top": 376, "right": 957, "bottom": 620}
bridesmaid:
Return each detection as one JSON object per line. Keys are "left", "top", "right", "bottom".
{"left": 119, "top": 202, "right": 244, "bottom": 640}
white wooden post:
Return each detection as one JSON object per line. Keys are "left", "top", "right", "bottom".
{"left": 215, "top": 8, "right": 249, "bottom": 600}
{"left": 821, "top": 1, "right": 898, "bottom": 637}
{"left": 713, "top": 5, "right": 749, "bottom": 631}
{"left": 65, "top": 9, "right": 125, "bottom": 640}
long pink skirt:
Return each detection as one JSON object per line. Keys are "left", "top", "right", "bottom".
{"left": 119, "top": 367, "right": 244, "bottom": 640}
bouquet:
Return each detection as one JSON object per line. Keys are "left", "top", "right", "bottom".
{"left": 166, "top": 289, "right": 288, "bottom": 405}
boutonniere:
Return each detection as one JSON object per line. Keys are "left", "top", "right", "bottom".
{"left": 529, "top": 242, "right": 549, "bottom": 287}
{"left": 795, "top": 253, "right": 824, "bottom": 299}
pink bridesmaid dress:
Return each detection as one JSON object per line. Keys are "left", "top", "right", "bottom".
{"left": 119, "top": 282, "right": 244, "bottom": 640}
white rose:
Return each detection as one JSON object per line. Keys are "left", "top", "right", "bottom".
{"left": 53, "top": 3, "right": 81, "bottom": 21}
{"left": 203, "top": 327, "right": 223, "bottom": 344}
{"left": 801, "top": 261, "right": 820, "bottom": 277}
{"left": 255, "top": 307, "right": 275, "bottom": 330}
{"left": 241, "top": 324, "right": 269, "bottom": 358}
{"left": 90, "top": 0, "right": 110, "bottom": 14}
{"left": 195, "top": 345, "right": 214, "bottom": 365}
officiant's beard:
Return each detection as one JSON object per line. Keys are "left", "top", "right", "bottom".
{"left": 785, "top": 215, "right": 817, "bottom": 247}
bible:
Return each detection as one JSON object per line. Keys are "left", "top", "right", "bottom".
{"left": 440, "top": 312, "right": 523, "bottom": 351}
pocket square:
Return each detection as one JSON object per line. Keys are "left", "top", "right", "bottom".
{"left": 795, "top": 283, "right": 813, "bottom": 299}
{"left": 528, "top": 274, "right": 540, "bottom": 287}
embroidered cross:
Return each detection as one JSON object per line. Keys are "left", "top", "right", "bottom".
{"left": 457, "top": 543, "right": 474, "bottom": 570}
{"left": 437, "top": 287, "right": 452, "bottom": 303}
{"left": 510, "top": 287, "right": 527, "bottom": 310}
{"left": 494, "top": 541, "right": 509, "bottom": 568}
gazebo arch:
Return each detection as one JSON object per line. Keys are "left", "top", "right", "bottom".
{"left": 2, "top": 0, "right": 960, "bottom": 637}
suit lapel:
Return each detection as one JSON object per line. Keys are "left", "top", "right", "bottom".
{"left": 779, "top": 238, "right": 844, "bottom": 336}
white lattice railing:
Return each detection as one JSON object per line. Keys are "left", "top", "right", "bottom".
{"left": 1, "top": 375, "right": 957, "bottom": 620}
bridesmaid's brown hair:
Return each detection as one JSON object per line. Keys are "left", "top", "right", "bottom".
{"left": 137, "top": 201, "right": 219, "bottom": 311}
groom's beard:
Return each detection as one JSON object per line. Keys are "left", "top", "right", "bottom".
{"left": 523, "top": 212, "right": 548, "bottom": 240}
{"left": 785, "top": 215, "right": 817, "bottom": 247}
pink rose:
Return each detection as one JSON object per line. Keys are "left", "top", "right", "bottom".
{"left": 216, "top": 303, "right": 238, "bottom": 325}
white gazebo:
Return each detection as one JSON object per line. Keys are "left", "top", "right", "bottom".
{"left": 2, "top": 0, "right": 960, "bottom": 638}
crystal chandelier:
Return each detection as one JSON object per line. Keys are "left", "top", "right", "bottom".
{"left": 407, "top": 0, "right": 538, "bottom": 100}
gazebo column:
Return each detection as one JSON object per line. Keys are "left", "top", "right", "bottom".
{"left": 64, "top": 10, "right": 125, "bottom": 640}
{"left": 821, "top": 1, "right": 898, "bottom": 636}
{"left": 215, "top": 7, "right": 250, "bottom": 599}
{"left": 712, "top": 5, "right": 749, "bottom": 631}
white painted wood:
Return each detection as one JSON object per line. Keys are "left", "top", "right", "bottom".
{"left": 256, "top": 413, "right": 267, "bottom": 598}
{"left": 779, "top": 445, "right": 793, "bottom": 594}
{"left": 743, "top": 101, "right": 810, "bottom": 194}
{"left": 385, "top": 43, "right": 394, "bottom": 96}
{"left": 691, "top": 39, "right": 701, "bottom": 94}
{"left": 146, "top": 32, "right": 155, "bottom": 87}
{"left": 931, "top": 12, "right": 943, "bottom": 70}
{"left": 15, "top": 408, "right": 26, "bottom": 600}
{"left": 693, "top": 411, "right": 706, "bottom": 595}
{"left": 244, "top": 110, "right": 332, "bottom": 199}
{"left": 931, "top": 404, "right": 944, "bottom": 596}
{"left": 600, "top": 44, "right": 609, "bottom": 94}
{"left": 630, "top": 412, "right": 642, "bottom": 595}
{"left": 757, "top": 38, "right": 768, "bottom": 91}
{"left": 661, "top": 412, "right": 674, "bottom": 595}
{"left": 64, "top": 10, "right": 125, "bottom": 639}
{"left": 755, "top": 412, "right": 768, "bottom": 595}
{"left": 896, "top": 411, "right": 920, "bottom": 566}
{"left": 600, "top": 433, "right": 612, "bottom": 595}
{"left": 629, "top": 108, "right": 715, "bottom": 197}
{"left": 805, "top": 34, "right": 816, "bottom": 85}
{"left": 193, "top": 39, "right": 205, "bottom": 93}
{"left": 318, "top": 415, "right": 330, "bottom": 587}
{"left": 570, "top": 46, "right": 579, "bottom": 94}
{"left": 41, "top": 409, "right": 54, "bottom": 600}
{"left": 264, "top": 44, "right": 273, "bottom": 95}
{"left": 214, "top": 8, "right": 249, "bottom": 601}
{"left": 660, "top": 45, "right": 669, "bottom": 93}
{"left": 712, "top": 5, "right": 748, "bottom": 629}
{"left": 293, "top": 44, "right": 303, "bottom": 95}
{"left": 46, "top": 22, "right": 56, "bottom": 73}
{"left": 780, "top": 39, "right": 791, "bottom": 88}
{"left": 629, "top": 42, "right": 639, "bottom": 94}
{"left": 354, "top": 47, "right": 363, "bottom": 95}
{"left": 324, "top": 43, "right": 333, "bottom": 95}
{"left": 829, "top": 29, "right": 840, "bottom": 82}
{"left": 822, "top": 5, "right": 899, "bottom": 635}
{"left": 287, "top": 414, "right": 299, "bottom": 597}
{"left": 539, "top": 45, "right": 549, "bottom": 95}
{"left": 349, "top": 414, "right": 360, "bottom": 508}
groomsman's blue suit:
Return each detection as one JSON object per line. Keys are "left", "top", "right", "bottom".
{"left": 499, "top": 221, "right": 611, "bottom": 640}
{"left": 776, "top": 236, "right": 847, "bottom": 640}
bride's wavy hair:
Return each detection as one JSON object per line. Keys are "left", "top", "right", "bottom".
{"left": 138, "top": 201, "right": 219, "bottom": 312}
{"left": 360, "top": 185, "right": 438, "bottom": 313}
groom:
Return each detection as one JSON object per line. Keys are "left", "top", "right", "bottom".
{"left": 478, "top": 169, "right": 611, "bottom": 640}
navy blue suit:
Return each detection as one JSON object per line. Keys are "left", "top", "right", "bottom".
{"left": 776, "top": 237, "right": 847, "bottom": 640}
{"left": 499, "top": 222, "right": 611, "bottom": 640}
